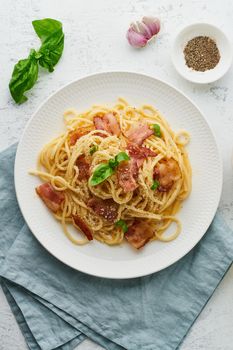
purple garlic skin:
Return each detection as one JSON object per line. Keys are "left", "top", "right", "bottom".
{"left": 126, "top": 16, "right": 160, "bottom": 48}
{"left": 126, "top": 27, "right": 148, "bottom": 48}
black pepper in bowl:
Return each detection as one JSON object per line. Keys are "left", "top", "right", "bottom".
{"left": 184, "top": 36, "right": 220, "bottom": 71}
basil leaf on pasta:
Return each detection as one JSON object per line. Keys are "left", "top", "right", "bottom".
{"left": 115, "top": 219, "right": 128, "bottom": 233}
{"left": 89, "top": 163, "right": 114, "bottom": 186}
{"left": 109, "top": 152, "right": 130, "bottom": 168}
{"left": 152, "top": 124, "right": 161, "bottom": 137}
{"left": 109, "top": 158, "right": 117, "bottom": 169}
{"left": 151, "top": 180, "right": 160, "bottom": 190}
{"left": 115, "top": 152, "right": 130, "bottom": 164}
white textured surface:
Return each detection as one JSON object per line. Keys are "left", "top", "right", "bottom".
{"left": 15, "top": 72, "right": 222, "bottom": 278}
{"left": 0, "top": 0, "right": 233, "bottom": 349}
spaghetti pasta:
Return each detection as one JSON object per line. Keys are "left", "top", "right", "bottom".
{"left": 30, "top": 98, "right": 192, "bottom": 249}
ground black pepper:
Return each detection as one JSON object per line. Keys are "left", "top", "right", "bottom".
{"left": 184, "top": 36, "right": 220, "bottom": 71}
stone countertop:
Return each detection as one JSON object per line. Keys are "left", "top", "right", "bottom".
{"left": 0, "top": 0, "right": 233, "bottom": 349}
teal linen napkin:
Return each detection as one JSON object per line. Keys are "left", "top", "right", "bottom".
{"left": 0, "top": 144, "right": 233, "bottom": 350}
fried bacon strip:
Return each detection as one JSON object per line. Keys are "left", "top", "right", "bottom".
{"left": 88, "top": 197, "right": 119, "bottom": 223}
{"left": 94, "top": 112, "right": 121, "bottom": 136}
{"left": 72, "top": 215, "right": 93, "bottom": 241}
{"left": 36, "top": 183, "right": 64, "bottom": 212}
{"left": 125, "top": 123, "right": 153, "bottom": 146}
{"left": 125, "top": 221, "right": 154, "bottom": 249}
{"left": 153, "top": 159, "right": 181, "bottom": 192}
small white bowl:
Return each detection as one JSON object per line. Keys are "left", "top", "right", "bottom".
{"left": 172, "top": 23, "right": 232, "bottom": 84}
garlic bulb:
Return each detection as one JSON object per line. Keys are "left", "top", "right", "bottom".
{"left": 126, "top": 16, "right": 160, "bottom": 48}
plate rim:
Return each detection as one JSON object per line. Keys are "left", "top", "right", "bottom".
{"left": 14, "top": 71, "right": 223, "bottom": 279}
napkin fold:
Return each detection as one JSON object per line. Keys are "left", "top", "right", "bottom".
{"left": 0, "top": 144, "right": 233, "bottom": 350}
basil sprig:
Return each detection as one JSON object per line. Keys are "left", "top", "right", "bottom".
{"left": 115, "top": 219, "right": 128, "bottom": 233}
{"left": 89, "top": 152, "right": 130, "bottom": 186}
{"left": 33, "top": 19, "right": 64, "bottom": 72}
{"left": 9, "top": 18, "right": 64, "bottom": 104}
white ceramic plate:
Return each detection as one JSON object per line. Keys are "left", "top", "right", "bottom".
{"left": 172, "top": 23, "right": 232, "bottom": 84}
{"left": 15, "top": 72, "right": 222, "bottom": 279}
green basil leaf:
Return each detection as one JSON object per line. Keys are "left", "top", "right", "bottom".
{"left": 38, "top": 28, "right": 64, "bottom": 72}
{"left": 151, "top": 180, "right": 160, "bottom": 190}
{"left": 115, "top": 219, "right": 128, "bottom": 233}
{"left": 90, "top": 145, "right": 98, "bottom": 155}
{"left": 115, "top": 152, "right": 130, "bottom": 164}
{"left": 9, "top": 49, "right": 39, "bottom": 104}
{"left": 89, "top": 163, "right": 114, "bottom": 186}
{"left": 32, "top": 18, "right": 62, "bottom": 43}
{"left": 152, "top": 124, "right": 161, "bottom": 137}
{"left": 109, "top": 152, "right": 130, "bottom": 169}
